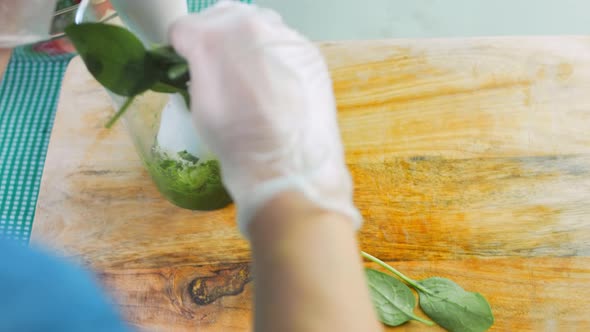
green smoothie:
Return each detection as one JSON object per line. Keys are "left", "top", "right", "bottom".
{"left": 144, "top": 147, "right": 232, "bottom": 211}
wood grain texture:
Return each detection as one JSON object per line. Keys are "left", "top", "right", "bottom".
{"left": 31, "top": 37, "right": 590, "bottom": 331}
{"left": 0, "top": 49, "right": 12, "bottom": 81}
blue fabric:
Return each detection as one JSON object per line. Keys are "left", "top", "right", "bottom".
{"left": 0, "top": 240, "right": 130, "bottom": 332}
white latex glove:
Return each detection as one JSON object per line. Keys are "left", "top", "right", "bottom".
{"left": 170, "top": 1, "right": 362, "bottom": 236}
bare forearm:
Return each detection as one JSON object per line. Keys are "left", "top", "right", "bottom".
{"left": 249, "top": 192, "right": 381, "bottom": 332}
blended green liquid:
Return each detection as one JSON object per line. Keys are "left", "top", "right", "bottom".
{"left": 144, "top": 147, "right": 232, "bottom": 211}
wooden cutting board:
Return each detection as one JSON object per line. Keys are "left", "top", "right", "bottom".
{"left": 32, "top": 37, "right": 590, "bottom": 331}
{"left": 0, "top": 49, "right": 11, "bottom": 79}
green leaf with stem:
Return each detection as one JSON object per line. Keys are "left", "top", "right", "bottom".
{"left": 65, "top": 23, "right": 157, "bottom": 96}
{"left": 416, "top": 278, "right": 494, "bottom": 332}
{"left": 147, "top": 47, "right": 190, "bottom": 89}
{"left": 151, "top": 82, "right": 190, "bottom": 108}
{"left": 66, "top": 22, "right": 192, "bottom": 128}
{"left": 366, "top": 268, "right": 434, "bottom": 327}
{"left": 361, "top": 252, "right": 427, "bottom": 291}
{"left": 361, "top": 251, "right": 494, "bottom": 332}
{"left": 147, "top": 46, "right": 186, "bottom": 65}
{"left": 167, "top": 63, "right": 189, "bottom": 81}
{"left": 105, "top": 96, "right": 135, "bottom": 128}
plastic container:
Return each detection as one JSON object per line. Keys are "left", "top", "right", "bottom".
{"left": 107, "top": 0, "right": 232, "bottom": 210}
{"left": 112, "top": 92, "right": 232, "bottom": 211}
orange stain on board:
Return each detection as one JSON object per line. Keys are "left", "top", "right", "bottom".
{"left": 34, "top": 39, "right": 590, "bottom": 331}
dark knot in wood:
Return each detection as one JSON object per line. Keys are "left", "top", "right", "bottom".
{"left": 189, "top": 264, "right": 252, "bottom": 306}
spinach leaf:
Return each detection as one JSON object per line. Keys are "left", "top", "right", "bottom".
{"left": 361, "top": 252, "right": 494, "bottom": 331}
{"left": 178, "top": 150, "right": 200, "bottom": 163}
{"left": 147, "top": 46, "right": 187, "bottom": 65}
{"left": 65, "top": 22, "right": 192, "bottom": 127}
{"left": 167, "top": 63, "right": 189, "bottom": 81}
{"left": 105, "top": 96, "right": 134, "bottom": 129}
{"left": 151, "top": 82, "right": 191, "bottom": 108}
{"left": 366, "top": 268, "right": 433, "bottom": 327}
{"left": 147, "top": 47, "right": 189, "bottom": 90}
{"left": 65, "top": 23, "right": 157, "bottom": 96}
{"left": 416, "top": 277, "right": 494, "bottom": 332}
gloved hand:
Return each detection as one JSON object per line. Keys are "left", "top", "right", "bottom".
{"left": 170, "top": 1, "right": 361, "bottom": 236}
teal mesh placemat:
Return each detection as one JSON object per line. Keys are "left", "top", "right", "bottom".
{"left": 0, "top": 51, "right": 73, "bottom": 243}
{"left": 0, "top": 0, "right": 251, "bottom": 243}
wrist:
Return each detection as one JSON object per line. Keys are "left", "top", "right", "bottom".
{"left": 248, "top": 191, "right": 357, "bottom": 244}
{"left": 248, "top": 190, "right": 381, "bottom": 332}
{"left": 234, "top": 175, "right": 363, "bottom": 238}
